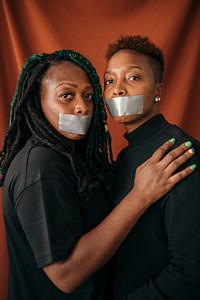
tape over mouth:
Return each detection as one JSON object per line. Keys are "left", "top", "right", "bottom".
{"left": 59, "top": 113, "right": 92, "bottom": 135}
{"left": 105, "top": 95, "right": 144, "bottom": 117}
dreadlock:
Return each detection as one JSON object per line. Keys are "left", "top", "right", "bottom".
{"left": 0, "top": 50, "right": 115, "bottom": 195}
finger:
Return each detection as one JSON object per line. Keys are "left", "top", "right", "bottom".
{"left": 150, "top": 138, "right": 176, "bottom": 162}
{"left": 166, "top": 164, "right": 197, "bottom": 189}
{"left": 165, "top": 147, "right": 195, "bottom": 175}
{"left": 160, "top": 140, "right": 193, "bottom": 168}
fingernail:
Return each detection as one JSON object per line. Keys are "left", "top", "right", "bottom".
{"left": 170, "top": 138, "right": 176, "bottom": 143}
{"left": 188, "top": 147, "right": 195, "bottom": 154}
{"left": 185, "top": 141, "right": 192, "bottom": 147}
{"left": 190, "top": 164, "right": 197, "bottom": 171}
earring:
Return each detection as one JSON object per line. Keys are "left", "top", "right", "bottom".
{"left": 154, "top": 96, "right": 161, "bottom": 102}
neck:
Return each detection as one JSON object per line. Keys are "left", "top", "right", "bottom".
{"left": 124, "top": 111, "right": 159, "bottom": 133}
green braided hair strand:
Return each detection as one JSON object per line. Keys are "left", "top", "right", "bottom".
{"left": 9, "top": 54, "right": 45, "bottom": 125}
{"left": 0, "top": 50, "right": 115, "bottom": 194}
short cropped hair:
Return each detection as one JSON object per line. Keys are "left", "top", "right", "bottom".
{"left": 106, "top": 35, "right": 164, "bottom": 82}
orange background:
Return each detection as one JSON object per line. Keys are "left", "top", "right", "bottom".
{"left": 0, "top": 1, "right": 199, "bottom": 298}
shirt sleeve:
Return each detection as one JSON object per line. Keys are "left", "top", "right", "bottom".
{"left": 125, "top": 165, "right": 200, "bottom": 299}
{"left": 14, "top": 148, "right": 83, "bottom": 268}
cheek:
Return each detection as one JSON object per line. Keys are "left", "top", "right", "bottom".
{"left": 41, "top": 100, "right": 59, "bottom": 129}
{"left": 142, "top": 95, "right": 155, "bottom": 113}
{"left": 103, "top": 87, "right": 110, "bottom": 99}
{"left": 86, "top": 101, "right": 94, "bottom": 115}
{"left": 142, "top": 87, "right": 155, "bottom": 104}
{"left": 90, "top": 103, "right": 94, "bottom": 114}
{"left": 46, "top": 110, "right": 60, "bottom": 130}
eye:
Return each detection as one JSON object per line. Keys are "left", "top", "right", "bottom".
{"left": 84, "top": 93, "right": 94, "bottom": 101}
{"left": 104, "top": 79, "right": 114, "bottom": 86}
{"left": 129, "top": 75, "right": 140, "bottom": 81}
{"left": 60, "top": 93, "right": 73, "bottom": 100}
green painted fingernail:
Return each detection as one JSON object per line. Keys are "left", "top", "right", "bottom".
{"left": 190, "top": 164, "right": 196, "bottom": 171}
{"left": 185, "top": 141, "right": 192, "bottom": 147}
{"left": 170, "top": 138, "right": 176, "bottom": 143}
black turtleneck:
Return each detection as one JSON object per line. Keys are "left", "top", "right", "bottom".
{"left": 124, "top": 114, "right": 169, "bottom": 147}
{"left": 111, "top": 114, "right": 200, "bottom": 300}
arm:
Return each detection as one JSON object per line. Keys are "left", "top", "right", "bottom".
{"left": 43, "top": 140, "right": 196, "bottom": 293}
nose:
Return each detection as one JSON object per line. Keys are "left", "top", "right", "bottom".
{"left": 74, "top": 97, "right": 90, "bottom": 115}
{"left": 112, "top": 82, "right": 126, "bottom": 97}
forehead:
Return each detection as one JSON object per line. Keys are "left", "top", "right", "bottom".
{"left": 42, "top": 61, "right": 91, "bottom": 85}
{"left": 105, "top": 49, "right": 151, "bottom": 73}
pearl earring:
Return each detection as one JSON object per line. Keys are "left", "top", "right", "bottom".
{"left": 154, "top": 96, "right": 161, "bottom": 102}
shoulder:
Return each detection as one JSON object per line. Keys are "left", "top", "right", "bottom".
{"left": 7, "top": 138, "right": 75, "bottom": 195}
{"left": 26, "top": 138, "right": 64, "bottom": 161}
{"left": 25, "top": 140, "right": 74, "bottom": 182}
{"left": 169, "top": 124, "right": 199, "bottom": 145}
{"left": 169, "top": 125, "right": 200, "bottom": 159}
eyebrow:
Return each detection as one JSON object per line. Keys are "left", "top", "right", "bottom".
{"left": 104, "top": 65, "right": 143, "bottom": 75}
{"left": 55, "top": 82, "right": 93, "bottom": 89}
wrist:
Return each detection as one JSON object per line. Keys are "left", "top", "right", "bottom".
{"left": 127, "top": 189, "right": 151, "bottom": 213}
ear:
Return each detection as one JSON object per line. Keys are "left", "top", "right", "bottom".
{"left": 155, "top": 82, "right": 164, "bottom": 98}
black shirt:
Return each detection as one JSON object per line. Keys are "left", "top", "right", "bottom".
{"left": 3, "top": 137, "right": 111, "bottom": 300}
{"left": 112, "top": 114, "right": 200, "bottom": 300}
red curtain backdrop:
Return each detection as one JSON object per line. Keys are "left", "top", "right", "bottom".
{"left": 0, "top": 0, "right": 199, "bottom": 298}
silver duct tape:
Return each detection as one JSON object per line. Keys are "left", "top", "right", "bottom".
{"left": 59, "top": 113, "right": 92, "bottom": 135}
{"left": 105, "top": 95, "right": 144, "bottom": 117}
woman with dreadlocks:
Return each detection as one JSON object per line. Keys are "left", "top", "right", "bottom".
{"left": 0, "top": 50, "right": 195, "bottom": 300}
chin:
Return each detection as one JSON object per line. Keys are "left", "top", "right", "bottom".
{"left": 62, "top": 132, "right": 86, "bottom": 141}
{"left": 112, "top": 115, "right": 138, "bottom": 123}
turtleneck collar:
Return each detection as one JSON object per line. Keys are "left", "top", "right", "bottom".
{"left": 124, "top": 114, "right": 169, "bottom": 147}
